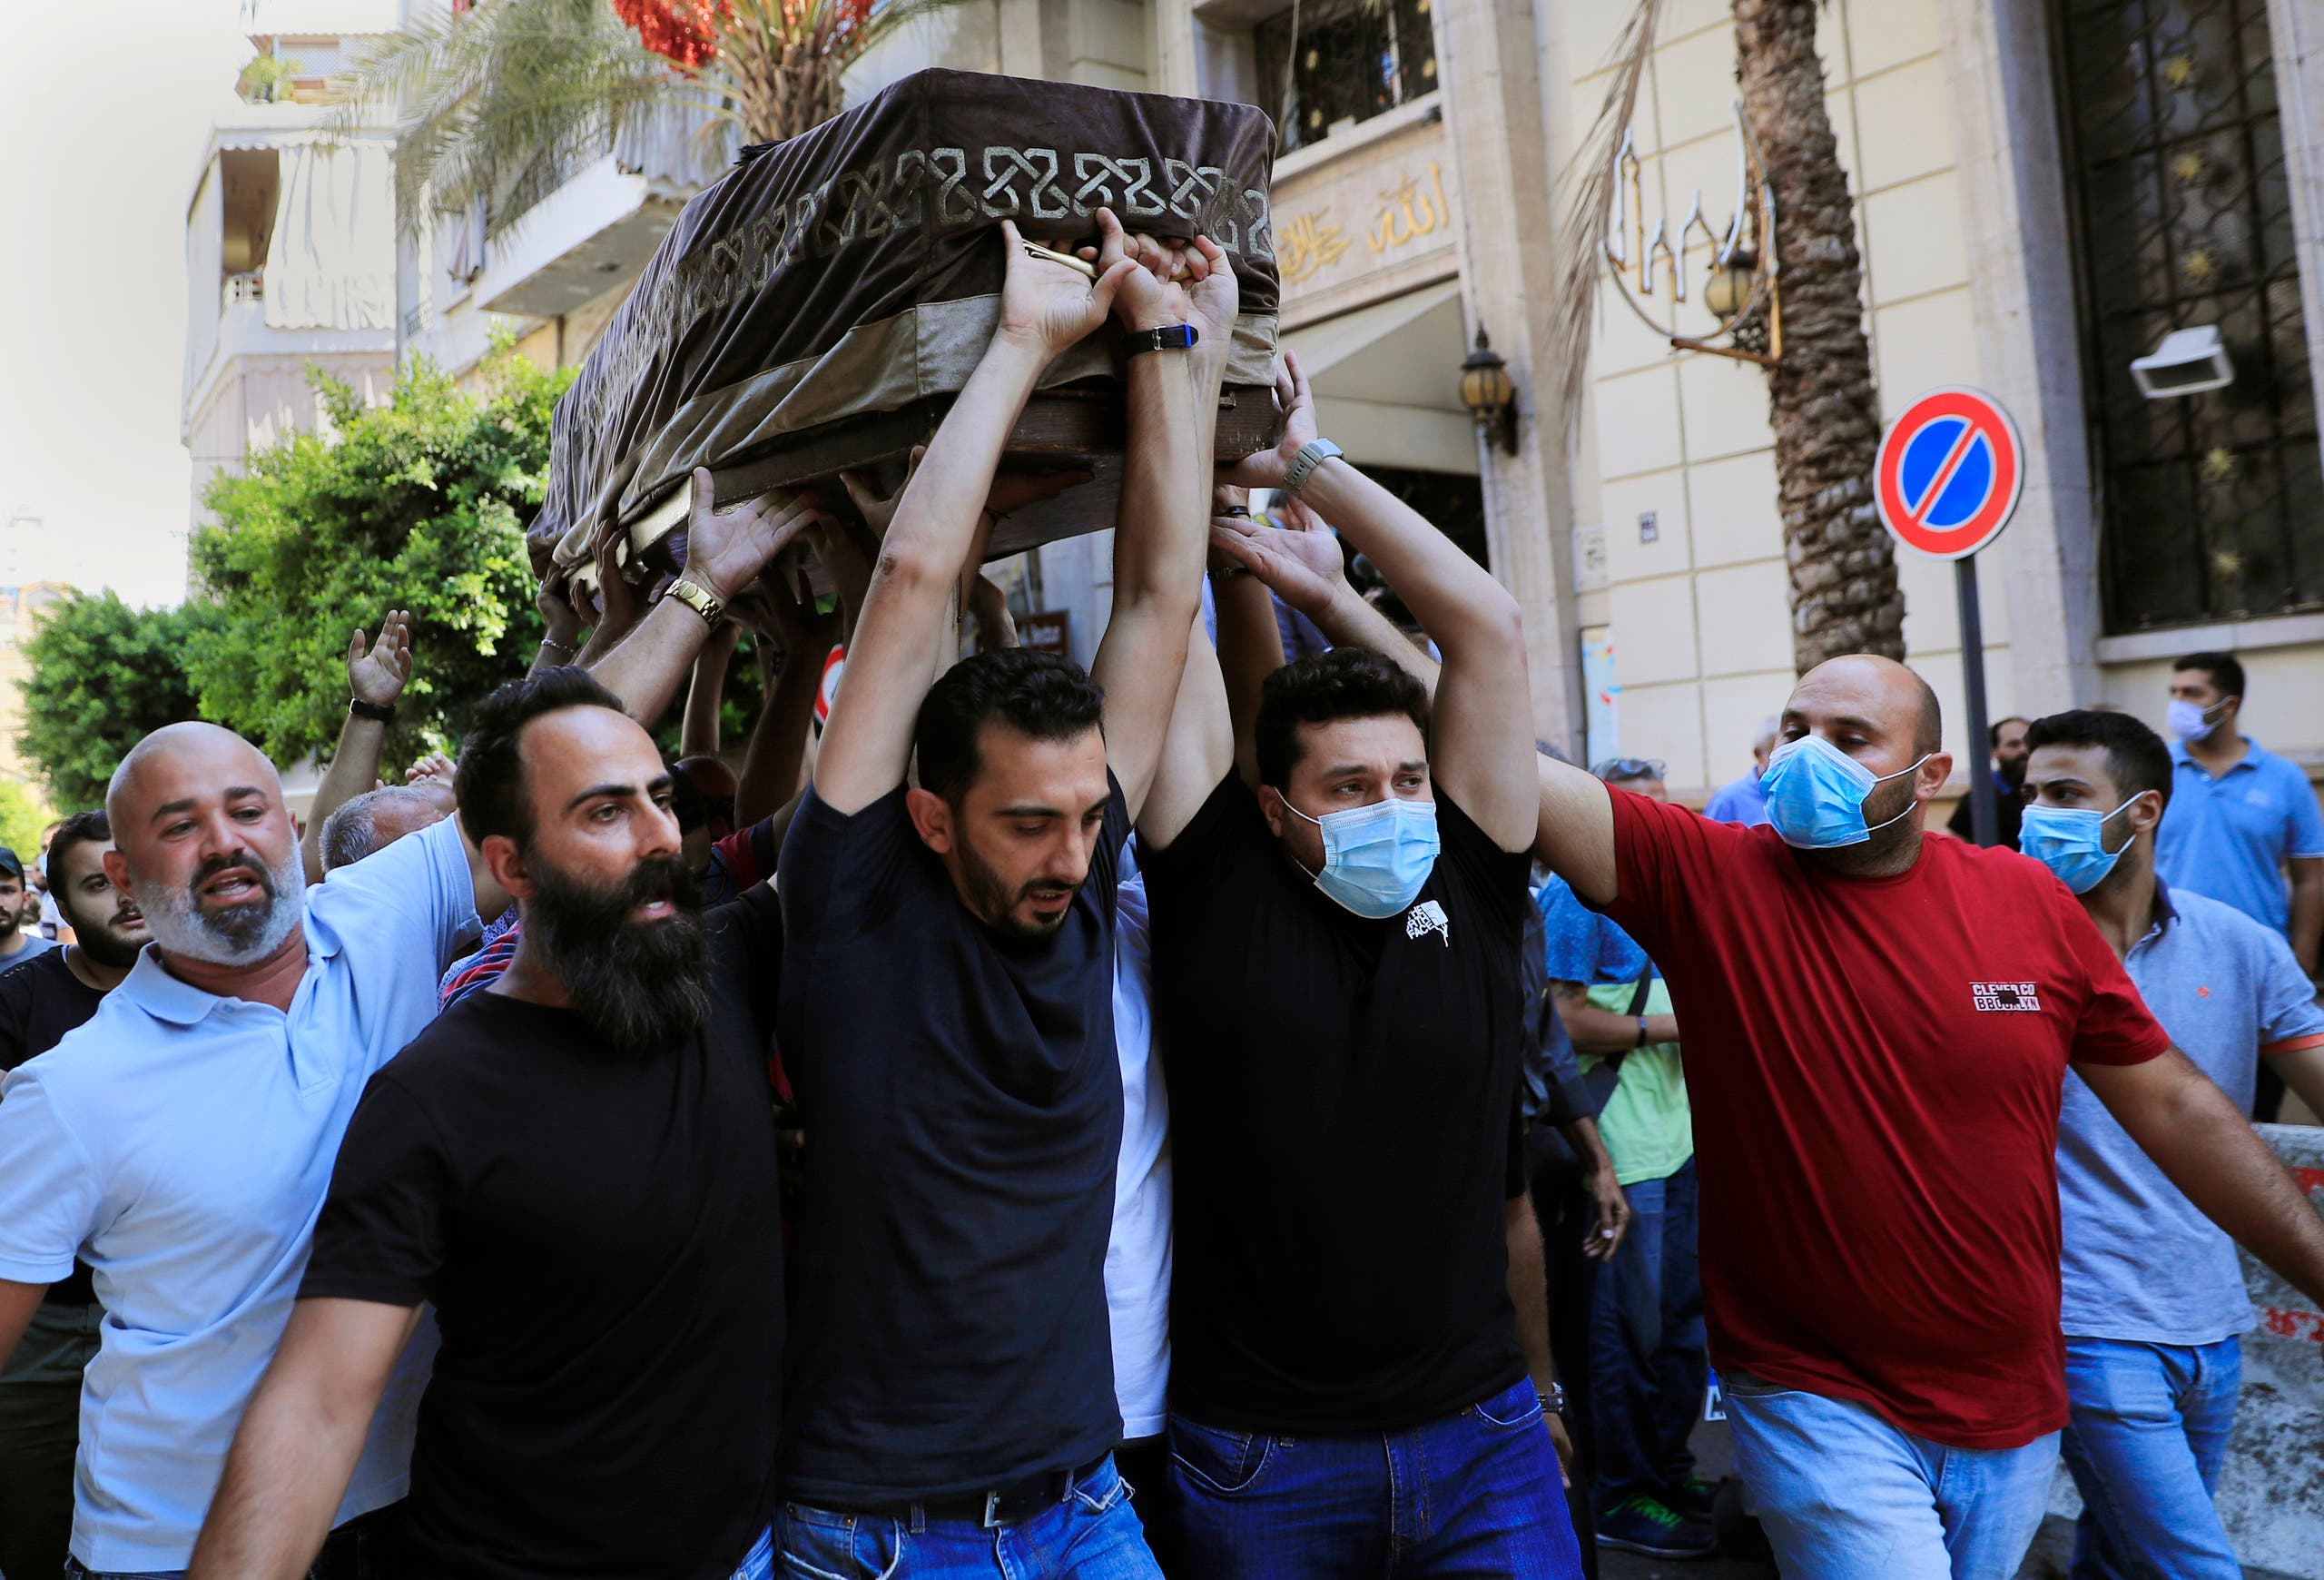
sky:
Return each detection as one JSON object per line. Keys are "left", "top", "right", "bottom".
{"left": 0, "top": 1, "right": 260, "bottom": 608}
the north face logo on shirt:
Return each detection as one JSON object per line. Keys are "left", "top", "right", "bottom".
{"left": 1404, "top": 900, "right": 1451, "bottom": 945}
{"left": 1972, "top": 982, "right": 2042, "bottom": 1012}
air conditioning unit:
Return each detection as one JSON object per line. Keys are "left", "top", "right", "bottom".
{"left": 2131, "top": 325, "right": 2234, "bottom": 399}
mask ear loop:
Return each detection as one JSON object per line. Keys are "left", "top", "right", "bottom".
{"left": 1860, "top": 753, "right": 1935, "bottom": 837}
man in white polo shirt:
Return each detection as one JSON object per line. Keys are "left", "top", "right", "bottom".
{"left": 0, "top": 626, "right": 499, "bottom": 1576}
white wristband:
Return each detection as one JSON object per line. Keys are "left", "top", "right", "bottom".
{"left": 1282, "top": 439, "right": 1344, "bottom": 498}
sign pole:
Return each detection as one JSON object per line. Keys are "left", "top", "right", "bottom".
{"left": 1955, "top": 555, "right": 1997, "bottom": 847}
{"left": 1872, "top": 386, "right": 2024, "bottom": 850}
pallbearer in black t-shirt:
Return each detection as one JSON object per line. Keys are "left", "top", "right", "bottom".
{"left": 188, "top": 480, "right": 820, "bottom": 1580}
{"left": 1135, "top": 353, "right": 1586, "bottom": 1578}
{"left": 771, "top": 212, "right": 1226, "bottom": 1580}
{"left": 0, "top": 810, "right": 149, "bottom": 1580}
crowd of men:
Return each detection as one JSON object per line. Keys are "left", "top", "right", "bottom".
{"left": 0, "top": 212, "right": 2322, "bottom": 1580}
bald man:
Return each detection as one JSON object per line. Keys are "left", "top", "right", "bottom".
{"left": 0, "top": 720, "right": 504, "bottom": 1578}
{"left": 1529, "top": 656, "right": 2324, "bottom": 1580}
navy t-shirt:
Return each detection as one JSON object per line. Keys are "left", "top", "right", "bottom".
{"left": 775, "top": 781, "right": 1127, "bottom": 1505}
{"left": 1143, "top": 775, "right": 1531, "bottom": 1432}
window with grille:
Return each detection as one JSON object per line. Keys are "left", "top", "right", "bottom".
{"left": 1253, "top": 0, "right": 1437, "bottom": 155}
{"left": 2050, "top": 0, "right": 2324, "bottom": 630}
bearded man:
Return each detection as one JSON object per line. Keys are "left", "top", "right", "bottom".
{"left": 0, "top": 708, "right": 497, "bottom": 1579}
{"left": 187, "top": 668, "right": 787, "bottom": 1580}
{"left": 0, "top": 811, "right": 153, "bottom": 1580}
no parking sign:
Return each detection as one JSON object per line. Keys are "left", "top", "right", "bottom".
{"left": 1875, "top": 386, "right": 2025, "bottom": 846}
{"left": 1874, "top": 388, "right": 2024, "bottom": 559}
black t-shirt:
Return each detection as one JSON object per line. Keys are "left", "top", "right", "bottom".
{"left": 775, "top": 782, "right": 1127, "bottom": 1506}
{"left": 1143, "top": 775, "right": 1531, "bottom": 1432}
{"left": 1946, "top": 770, "right": 2025, "bottom": 850}
{"left": 301, "top": 888, "right": 787, "bottom": 1580}
{"left": 0, "top": 949, "right": 108, "bottom": 1306}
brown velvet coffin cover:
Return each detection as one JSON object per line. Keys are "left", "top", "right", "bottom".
{"left": 529, "top": 67, "right": 1283, "bottom": 578}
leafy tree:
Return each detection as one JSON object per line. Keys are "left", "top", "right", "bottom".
{"left": 20, "top": 591, "right": 219, "bottom": 810}
{"left": 0, "top": 781, "right": 52, "bottom": 863}
{"left": 188, "top": 351, "right": 572, "bottom": 771}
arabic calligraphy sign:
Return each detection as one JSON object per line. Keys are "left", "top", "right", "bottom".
{"left": 1270, "top": 114, "right": 1459, "bottom": 316}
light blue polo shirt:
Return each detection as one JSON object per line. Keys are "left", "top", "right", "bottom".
{"left": 2155, "top": 736, "right": 2324, "bottom": 935}
{"left": 2058, "top": 883, "right": 2324, "bottom": 1344}
{"left": 0, "top": 817, "right": 478, "bottom": 1572}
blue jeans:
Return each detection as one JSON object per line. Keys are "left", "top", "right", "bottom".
{"left": 1167, "top": 1378, "right": 1584, "bottom": 1579}
{"left": 774, "top": 1457, "right": 1158, "bottom": 1579}
{"left": 1723, "top": 1373, "right": 2057, "bottom": 1580}
{"left": 2061, "top": 1336, "right": 2241, "bottom": 1580}
{"left": 1586, "top": 1158, "right": 1705, "bottom": 1511}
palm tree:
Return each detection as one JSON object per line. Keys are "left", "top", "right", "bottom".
{"left": 1556, "top": 0, "right": 1903, "bottom": 670}
{"left": 337, "top": 0, "right": 944, "bottom": 245}
{"left": 1734, "top": 0, "right": 1901, "bottom": 667}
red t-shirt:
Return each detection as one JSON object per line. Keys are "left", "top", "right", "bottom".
{"left": 1601, "top": 789, "right": 2170, "bottom": 1448}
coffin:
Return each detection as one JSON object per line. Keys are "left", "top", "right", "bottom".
{"left": 533, "top": 67, "right": 1284, "bottom": 602}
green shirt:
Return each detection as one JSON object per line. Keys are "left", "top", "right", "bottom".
{"left": 1580, "top": 977, "right": 1692, "bottom": 1187}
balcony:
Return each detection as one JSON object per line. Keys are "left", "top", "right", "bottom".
{"left": 477, "top": 100, "right": 737, "bottom": 321}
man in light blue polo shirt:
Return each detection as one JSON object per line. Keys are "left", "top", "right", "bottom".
{"left": 0, "top": 708, "right": 493, "bottom": 1578}
{"left": 2156, "top": 651, "right": 2324, "bottom": 967}
{"left": 2024, "top": 708, "right": 2324, "bottom": 1580}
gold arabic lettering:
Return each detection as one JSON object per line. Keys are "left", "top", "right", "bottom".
{"left": 1275, "top": 209, "right": 1354, "bottom": 283}
{"left": 1367, "top": 161, "right": 1452, "bottom": 253}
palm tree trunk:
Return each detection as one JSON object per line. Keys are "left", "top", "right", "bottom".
{"left": 1734, "top": 0, "right": 1904, "bottom": 668}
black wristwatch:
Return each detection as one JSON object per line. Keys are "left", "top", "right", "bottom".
{"left": 349, "top": 697, "right": 396, "bottom": 725}
{"left": 1538, "top": 1382, "right": 1567, "bottom": 1416}
{"left": 1124, "top": 323, "right": 1199, "bottom": 358}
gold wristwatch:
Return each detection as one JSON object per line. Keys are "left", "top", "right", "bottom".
{"left": 665, "top": 578, "right": 726, "bottom": 629}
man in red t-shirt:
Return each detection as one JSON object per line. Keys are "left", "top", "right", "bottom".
{"left": 1531, "top": 654, "right": 2324, "bottom": 1580}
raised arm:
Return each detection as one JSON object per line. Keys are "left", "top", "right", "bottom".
{"left": 589, "top": 475, "right": 819, "bottom": 730}
{"left": 301, "top": 612, "right": 412, "bottom": 885}
{"left": 680, "top": 621, "right": 742, "bottom": 758}
{"left": 186, "top": 1299, "right": 423, "bottom": 1580}
{"left": 1088, "top": 227, "right": 1225, "bottom": 820}
{"left": 732, "top": 567, "right": 834, "bottom": 828}
{"left": 1214, "top": 501, "right": 1618, "bottom": 899}
{"left": 813, "top": 219, "right": 1138, "bottom": 814}
{"left": 2076, "top": 1047, "right": 2324, "bottom": 1308}
{"left": 1221, "top": 351, "right": 1533, "bottom": 847}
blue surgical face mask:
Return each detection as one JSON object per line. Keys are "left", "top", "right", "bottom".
{"left": 1279, "top": 794, "right": 1441, "bottom": 918}
{"left": 2166, "top": 696, "right": 2231, "bottom": 742}
{"left": 1759, "top": 733, "right": 1933, "bottom": 850}
{"left": 2020, "top": 795, "right": 2143, "bottom": 894}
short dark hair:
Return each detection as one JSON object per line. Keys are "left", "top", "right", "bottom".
{"left": 914, "top": 647, "right": 1107, "bottom": 805}
{"left": 1989, "top": 716, "right": 2030, "bottom": 749}
{"left": 2024, "top": 708, "right": 2174, "bottom": 811}
{"left": 44, "top": 811, "right": 110, "bottom": 884}
{"left": 456, "top": 667, "right": 630, "bottom": 848}
{"left": 1255, "top": 648, "right": 1432, "bottom": 789}
{"left": 2173, "top": 650, "right": 2246, "bottom": 699}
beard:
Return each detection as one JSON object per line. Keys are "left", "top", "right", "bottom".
{"left": 132, "top": 847, "right": 306, "bottom": 967}
{"left": 526, "top": 852, "right": 712, "bottom": 1057}
{"left": 955, "top": 833, "right": 1077, "bottom": 941}
{"left": 0, "top": 900, "right": 18, "bottom": 941}
{"left": 66, "top": 899, "right": 150, "bottom": 969}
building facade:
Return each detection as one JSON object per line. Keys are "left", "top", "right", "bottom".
{"left": 181, "top": 7, "right": 400, "bottom": 544}
{"left": 369, "top": 0, "right": 2324, "bottom": 803}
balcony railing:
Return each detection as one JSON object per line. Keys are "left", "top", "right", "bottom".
{"left": 614, "top": 98, "right": 737, "bottom": 194}
{"left": 223, "top": 269, "right": 264, "bottom": 306}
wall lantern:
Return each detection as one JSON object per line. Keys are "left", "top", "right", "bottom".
{"left": 1460, "top": 324, "right": 1521, "bottom": 456}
